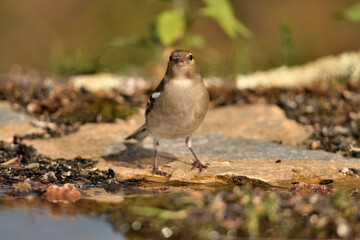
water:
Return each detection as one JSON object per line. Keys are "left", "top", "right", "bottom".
{"left": 0, "top": 207, "right": 125, "bottom": 240}
{"left": 0, "top": 181, "right": 359, "bottom": 239}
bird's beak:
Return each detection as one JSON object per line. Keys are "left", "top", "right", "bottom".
{"left": 173, "top": 57, "right": 185, "bottom": 67}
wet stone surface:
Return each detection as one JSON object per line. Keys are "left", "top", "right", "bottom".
{"left": 98, "top": 132, "right": 360, "bottom": 186}
{"left": 104, "top": 133, "right": 349, "bottom": 162}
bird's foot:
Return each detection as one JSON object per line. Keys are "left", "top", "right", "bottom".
{"left": 191, "top": 160, "right": 208, "bottom": 172}
{"left": 152, "top": 167, "right": 169, "bottom": 176}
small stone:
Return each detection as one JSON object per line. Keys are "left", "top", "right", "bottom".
{"left": 161, "top": 227, "right": 173, "bottom": 238}
{"left": 340, "top": 167, "right": 360, "bottom": 177}
{"left": 337, "top": 222, "right": 351, "bottom": 238}
{"left": 26, "top": 102, "right": 41, "bottom": 114}
{"left": 13, "top": 181, "right": 32, "bottom": 190}
{"left": 104, "top": 179, "right": 121, "bottom": 194}
{"left": 108, "top": 168, "right": 115, "bottom": 178}
{"left": 310, "top": 140, "right": 320, "bottom": 150}
{"left": 132, "top": 221, "right": 141, "bottom": 231}
{"left": 319, "top": 179, "right": 333, "bottom": 185}
{"left": 44, "top": 183, "right": 81, "bottom": 203}
{"left": 40, "top": 171, "right": 57, "bottom": 184}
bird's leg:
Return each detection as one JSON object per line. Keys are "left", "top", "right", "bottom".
{"left": 186, "top": 136, "right": 207, "bottom": 172}
{"left": 152, "top": 138, "right": 168, "bottom": 176}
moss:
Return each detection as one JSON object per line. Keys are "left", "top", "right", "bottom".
{"left": 59, "top": 96, "right": 136, "bottom": 123}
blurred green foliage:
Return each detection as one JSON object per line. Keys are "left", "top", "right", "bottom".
{"left": 156, "top": 9, "right": 186, "bottom": 46}
{"left": 201, "top": 44, "right": 252, "bottom": 78}
{"left": 107, "top": 0, "right": 251, "bottom": 62}
{"left": 243, "top": 184, "right": 259, "bottom": 238}
{"left": 333, "top": 190, "right": 352, "bottom": 210}
{"left": 200, "top": 0, "right": 252, "bottom": 39}
{"left": 1, "top": 1, "right": 360, "bottom": 78}
{"left": 56, "top": 0, "right": 252, "bottom": 76}
{"left": 44, "top": 1, "right": 360, "bottom": 77}
{"left": 107, "top": 35, "right": 147, "bottom": 48}
{"left": 280, "top": 21, "right": 293, "bottom": 66}
{"left": 151, "top": 0, "right": 252, "bottom": 47}
{"left": 338, "top": 2, "right": 360, "bottom": 23}
{"left": 59, "top": 96, "right": 135, "bottom": 123}
{"left": 56, "top": 50, "right": 101, "bottom": 75}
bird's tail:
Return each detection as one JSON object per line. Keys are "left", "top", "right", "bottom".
{"left": 125, "top": 124, "right": 150, "bottom": 141}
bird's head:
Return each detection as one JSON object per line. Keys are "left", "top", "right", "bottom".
{"left": 165, "top": 50, "right": 200, "bottom": 80}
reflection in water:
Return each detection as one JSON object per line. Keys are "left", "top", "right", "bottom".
{"left": 0, "top": 184, "right": 228, "bottom": 240}
{"left": 1, "top": 183, "right": 360, "bottom": 239}
{"left": 0, "top": 208, "right": 125, "bottom": 240}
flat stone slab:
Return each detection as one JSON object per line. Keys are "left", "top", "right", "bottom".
{"left": 0, "top": 101, "right": 358, "bottom": 187}
{"left": 0, "top": 101, "right": 31, "bottom": 127}
{"left": 100, "top": 133, "right": 360, "bottom": 186}
{"left": 0, "top": 101, "right": 41, "bottom": 141}
{"left": 104, "top": 133, "right": 348, "bottom": 162}
{"left": 198, "top": 104, "right": 311, "bottom": 147}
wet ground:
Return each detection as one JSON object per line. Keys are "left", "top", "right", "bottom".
{"left": 1, "top": 73, "right": 360, "bottom": 239}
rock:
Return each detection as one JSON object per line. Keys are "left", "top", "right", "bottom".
{"left": 236, "top": 51, "right": 360, "bottom": 89}
{"left": 0, "top": 101, "right": 43, "bottom": 141}
{"left": 289, "top": 183, "right": 333, "bottom": 195}
{"left": 197, "top": 104, "right": 311, "bottom": 146}
{"left": 43, "top": 183, "right": 81, "bottom": 203}
{"left": 105, "top": 133, "right": 346, "bottom": 162}
{"left": 340, "top": 167, "right": 360, "bottom": 177}
{"left": 14, "top": 103, "right": 360, "bottom": 187}
{"left": 0, "top": 101, "right": 31, "bottom": 127}
{"left": 21, "top": 128, "right": 360, "bottom": 187}
{"left": 40, "top": 171, "right": 57, "bottom": 184}
{"left": 22, "top": 121, "right": 136, "bottom": 159}
{"left": 0, "top": 122, "right": 45, "bottom": 141}
{"left": 101, "top": 133, "right": 360, "bottom": 186}
{"left": 70, "top": 73, "right": 150, "bottom": 94}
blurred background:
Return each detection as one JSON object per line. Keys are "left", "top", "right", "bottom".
{"left": 0, "top": 0, "right": 359, "bottom": 79}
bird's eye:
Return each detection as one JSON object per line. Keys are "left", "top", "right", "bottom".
{"left": 169, "top": 56, "right": 172, "bottom": 61}
{"left": 189, "top": 55, "right": 193, "bottom": 60}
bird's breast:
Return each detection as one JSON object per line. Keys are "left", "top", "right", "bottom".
{"left": 146, "top": 78, "right": 209, "bottom": 139}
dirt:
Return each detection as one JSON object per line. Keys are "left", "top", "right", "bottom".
{"left": 0, "top": 136, "right": 147, "bottom": 198}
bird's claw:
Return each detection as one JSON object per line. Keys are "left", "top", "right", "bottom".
{"left": 152, "top": 167, "right": 169, "bottom": 176}
{"left": 191, "top": 160, "right": 208, "bottom": 172}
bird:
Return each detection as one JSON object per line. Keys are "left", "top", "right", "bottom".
{"left": 125, "top": 50, "right": 209, "bottom": 176}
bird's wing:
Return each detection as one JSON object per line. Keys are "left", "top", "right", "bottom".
{"left": 145, "top": 78, "right": 166, "bottom": 116}
{"left": 125, "top": 79, "right": 166, "bottom": 141}
{"left": 125, "top": 124, "right": 149, "bottom": 141}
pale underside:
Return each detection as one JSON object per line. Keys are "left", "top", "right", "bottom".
{"left": 146, "top": 78, "right": 209, "bottom": 139}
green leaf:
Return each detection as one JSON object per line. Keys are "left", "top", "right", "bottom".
{"left": 155, "top": 10, "right": 185, "bottom": 46}
{"left": 107, "top": 35, "right": 147, "bottom": 48}
{"left": 342, "top": 3, "right": 360, "bottom": 23}
{"left": 199, "top": 0, "right": 252, "bottom": 39}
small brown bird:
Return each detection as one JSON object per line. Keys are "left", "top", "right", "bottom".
{"left": 126, "top": 50, "right": 209, "bottom": 176}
